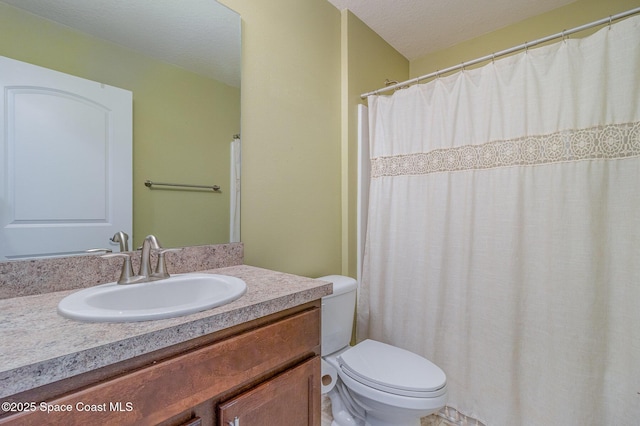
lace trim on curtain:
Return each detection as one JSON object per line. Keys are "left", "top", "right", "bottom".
{"left": 371, "top": 121, "right": 640, "bottom": 178}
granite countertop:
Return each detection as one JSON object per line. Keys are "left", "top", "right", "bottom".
{"left": 0, "top": 265, "right": 332, "bottom": 399}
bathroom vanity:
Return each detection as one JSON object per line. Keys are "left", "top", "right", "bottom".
{"left": 0, "top": 253, "right": 332, "bottom": 426}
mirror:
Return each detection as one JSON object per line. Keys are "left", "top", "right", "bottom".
{"left": 0, "top": 0, "right": 241, "bottom": 258}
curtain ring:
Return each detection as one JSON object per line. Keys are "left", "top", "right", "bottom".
{"left": 608, "top": 15, "right": 613, "bottom": 29}
{"left": 436, "top": 70, "right": 440, "bottom": 79}
{"left": 461, "top": 61, "right": 466, "bottom": 72}
{"left": 561, "top": 29, "right": 567, "bottom": 43}
{"left": 491, "top": 53, "right": 496, "bottom": 64}
{"left": 524, "top": 41, "right": 529, "bottom": 53}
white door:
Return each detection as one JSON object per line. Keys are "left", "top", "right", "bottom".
{"left": 0, "top": 56, "right": 132, "bottom": 260}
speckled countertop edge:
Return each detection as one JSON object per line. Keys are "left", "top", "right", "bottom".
{"left": 0, "top": 265, "right": 332, "bottom": 398}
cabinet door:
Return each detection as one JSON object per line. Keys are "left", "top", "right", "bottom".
{"left": 218, "top": 357, "right": 320, "bottom": 426}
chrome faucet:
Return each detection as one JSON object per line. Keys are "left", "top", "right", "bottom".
{"left": 110, "top": 231, "right": 129, "bottom": 252}
{"left": 103, "top": 235, "right": 181, "bottom": 285}
{"left": 138, "top": 235, "right": 161, "bottom": 278}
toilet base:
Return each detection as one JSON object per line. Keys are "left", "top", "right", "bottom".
{"left": 327, "top": 381, "right": 426, "bottom": 426}
{"left": 328, "top": 385, "right": 361, "bottom": 426}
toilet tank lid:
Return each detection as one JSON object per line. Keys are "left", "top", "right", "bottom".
{"left": 317, "top": 275, "right": 357, "bottom": 296}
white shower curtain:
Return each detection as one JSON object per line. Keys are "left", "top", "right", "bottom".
{"left": 360, "top": 16, "right": 640, "bottom": 425}
{"left": 230, "top": 137, "right": 241, "bottom": 242}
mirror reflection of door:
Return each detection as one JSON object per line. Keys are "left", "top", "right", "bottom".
{"left": 0, "top": 56, "right": 132, "bottom": 260}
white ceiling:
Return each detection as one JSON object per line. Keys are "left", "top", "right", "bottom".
{"left": 0, "top": 0, "right": 241, "bottom": 87}
{"left": 326, "top": 0, "right": 577, "bottom": 60}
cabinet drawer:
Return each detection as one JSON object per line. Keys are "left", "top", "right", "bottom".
{"left": 1, "top": 307, "right": 320, "bottom": 426}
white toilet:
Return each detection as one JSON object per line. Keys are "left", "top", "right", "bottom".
{"left": 319, "top": 275, "right": 447, "bottom": 426}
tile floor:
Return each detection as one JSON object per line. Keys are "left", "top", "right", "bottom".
{"left": 321, "top": 395, "right": 451, "bottom": 426}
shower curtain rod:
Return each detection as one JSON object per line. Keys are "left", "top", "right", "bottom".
{"left": 360, "top": 6, "right": 640, "bottom": 99}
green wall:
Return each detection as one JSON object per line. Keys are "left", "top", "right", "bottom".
{"left": 0, "top": 3, "right": 240, "bottom": 249}
{"left": 411, "top": 0, "right": 640, "bottom": 77}
{"left": 219, "top": 0, "right": 407, "bottom": 278}
{"left": 341, "top": 11, "right": 409, "bottom": 277}
{"left": 221, "top": 0, "right": 344, "bottom": 276}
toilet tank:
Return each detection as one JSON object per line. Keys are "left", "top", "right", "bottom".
{"left": 318, "top": 275, "right": 357, "bottom": 356}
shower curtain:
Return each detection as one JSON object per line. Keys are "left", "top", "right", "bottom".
{"left": 230, "top": 137, "right": 241, "bottom": 242}
{"left": 360, "top": 16, "right": 640, "bottom": 425}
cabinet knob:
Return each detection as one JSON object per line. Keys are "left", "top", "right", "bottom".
{"left": 227, "top": 417, "right": 239, "bottom": 426}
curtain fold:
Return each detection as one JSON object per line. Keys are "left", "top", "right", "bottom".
{"left": 360, "top": 15, "right": 640, "bottom": 425}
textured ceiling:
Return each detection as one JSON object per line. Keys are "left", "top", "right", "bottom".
{"left": 327, "top": 0, "right": 577, "bottom": 60}
{"left": 0, "top": 0, "right": 241, "bottom": 87}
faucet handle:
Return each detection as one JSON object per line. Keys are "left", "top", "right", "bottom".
{"left": 102, "top": 253, "right": 136, "bottom": 284}
{"left": 152, "top": 248, "right": 182, "bottom": 279}
{"left": 87, "top": 248, "right": 113, "bottom": 254}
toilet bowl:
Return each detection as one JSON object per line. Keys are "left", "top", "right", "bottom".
{"left": 319, "top": 275, "right": 447, "bottom": 426}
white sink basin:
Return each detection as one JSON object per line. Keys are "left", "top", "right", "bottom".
{"left": 57, "top": 273, "right": 247, "bottom": 322}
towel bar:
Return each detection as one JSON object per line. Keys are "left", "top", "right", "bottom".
{"left": 144, "top": 180, "right": 221, "bottom": 192}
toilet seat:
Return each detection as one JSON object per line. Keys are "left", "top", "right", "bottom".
{"left": 337, "top": 339, "right": 447, "bottom": 398}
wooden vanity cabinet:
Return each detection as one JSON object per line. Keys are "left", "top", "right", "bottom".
{"left": 218, "top": 356, "right": 320, "bottom": 426}
{"left": 0, "top": 302, "right": 321, "bottom": 426}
